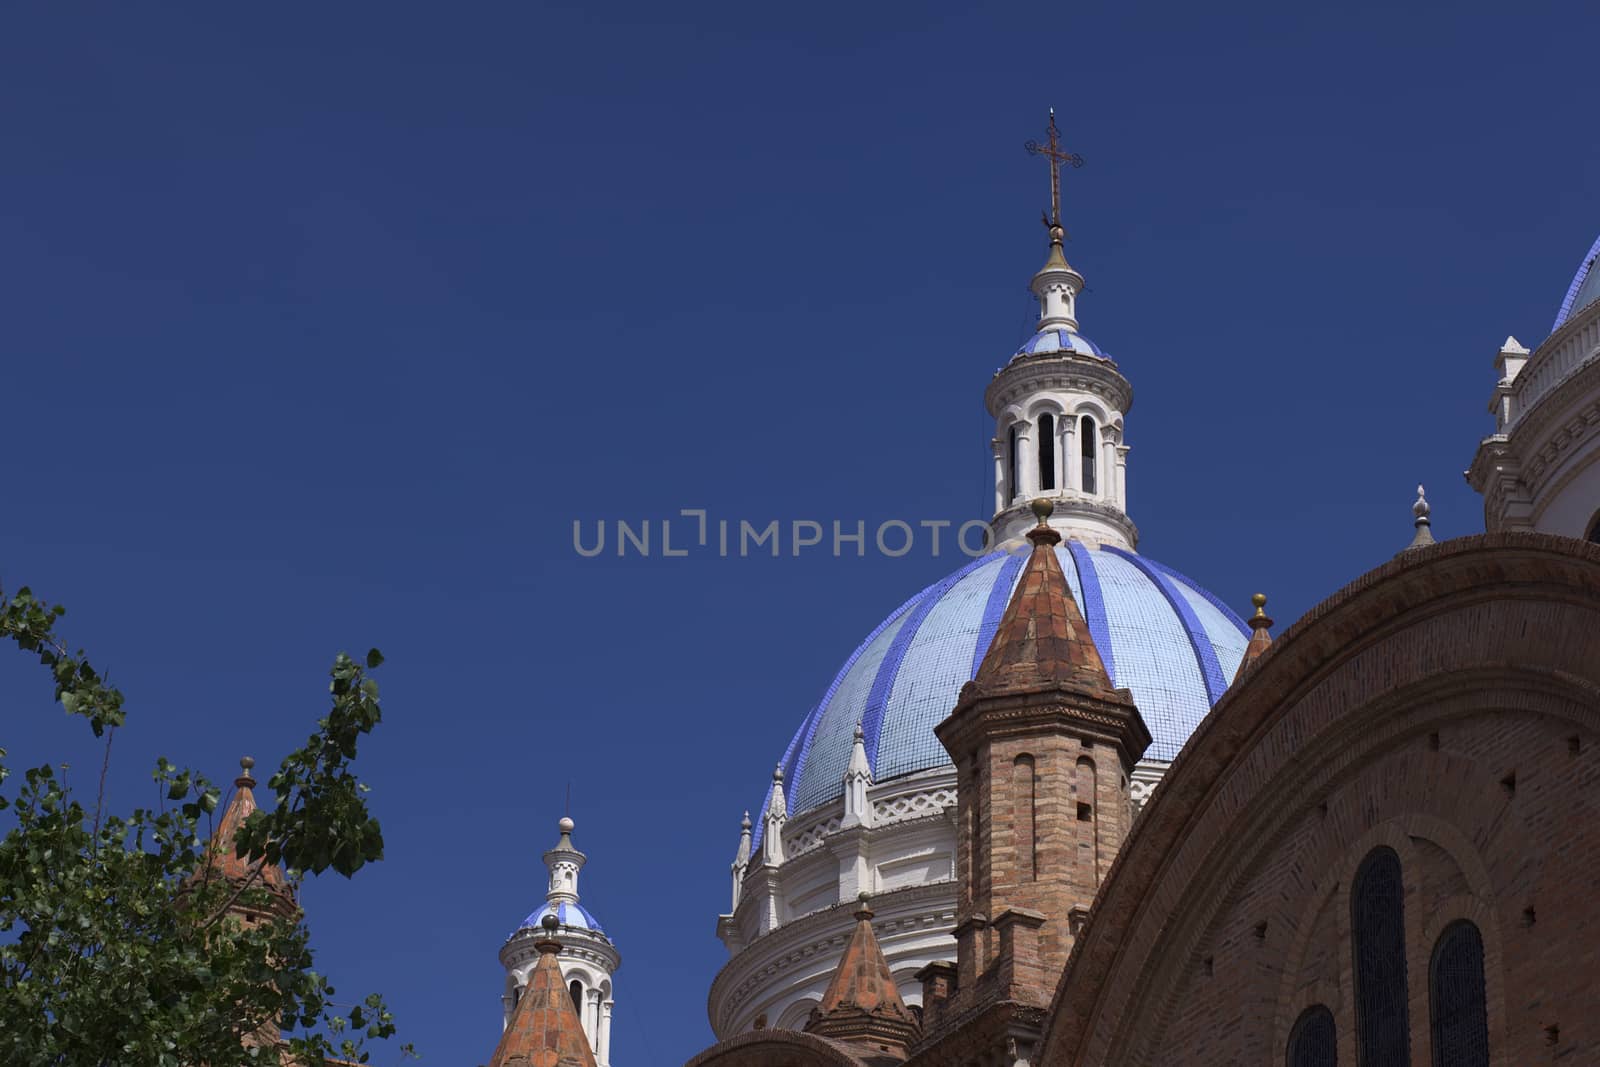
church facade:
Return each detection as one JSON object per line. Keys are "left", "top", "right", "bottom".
{"left": 673, "top": 121, "right": 1600, "bottom": 1067}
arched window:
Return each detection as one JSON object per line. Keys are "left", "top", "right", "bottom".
{"left": 569, "top": 979, "right": 583, "bottom": 1015}
{"left": 1038, "top": 413, "right": 1056, "bottom": 491}
{"left": 1080, "top": 415, "right": 1098, "bottom": 495}
{"left": 1429, "top": 921, "right": 1489, "bottom": 1067}
{"left": 1013, "top": 755, "right": 1037, "bottom": 881}
{"left": 1287, "top": 1004, "right": 1337, "bottom": 1067}
{"left": 1351, "top": 847, "right": 1411, "bottom": 1066}
{"left": 1007, "top": 423, "right": 1020, "bottom": 503}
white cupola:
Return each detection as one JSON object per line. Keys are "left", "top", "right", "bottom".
{"left": 499, "top": 817, "right": 621, "bottom": 1066}
{"left": 987, "top": 113, "right": 1136, "bottom": 549}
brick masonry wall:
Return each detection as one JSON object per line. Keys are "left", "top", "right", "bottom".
{"left": 1038, "top": 535, "right": 1600, "bottom": 1067}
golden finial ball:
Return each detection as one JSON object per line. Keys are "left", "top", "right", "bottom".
{"left": 239, "top": 756, "right": 255, "bottom": 770}
{"left": 1030, "top": 498, "right": 1054, "bottom": 523}
{"left": 1251, "top": 593, "right": 1267, "bottom": 610}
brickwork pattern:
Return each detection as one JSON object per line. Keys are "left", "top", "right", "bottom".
{"left": 487, "top": 936, "right": 598, "bottom": 1067}
{"left": 1038, "top": 534, "right": 1600, "bottom": 1067}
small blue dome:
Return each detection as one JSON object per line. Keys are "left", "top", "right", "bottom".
{"left": 1015, "top": 328, "right": 1110, "bottom": 359}
{"left": 753, "top": 544, "right": 1247, "bottom": 840}
{"left": 521, "top": 900, "right": 605, "bottom": 934}
{"left": 1553, "top": 230, "right": 1600, "bottom": 333}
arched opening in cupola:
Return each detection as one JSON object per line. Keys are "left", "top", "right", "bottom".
{"left": 1007, "top": 423, "right": 1020, "bottom": 503}
{"left": 1038, "top": 413, "right": 1056, "bottom": 491}
{"left": 569, "top": 979, "right": 583, "bottom": 1015}
{"left": 1080, "top": 415, "right": 1099, "bottom": 495}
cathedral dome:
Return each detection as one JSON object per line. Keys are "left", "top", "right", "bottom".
{"left": 1014, "top": 327, "right": 1109, "bottom": 359}
{"left": 1552, "top": 229, "right": 1600, "bottom": 332}
{"left": 520, "top": 900, "right": 604, "bottom": 934}
{"left": 755, "top": 543, "right": 1248, "bottom": 832}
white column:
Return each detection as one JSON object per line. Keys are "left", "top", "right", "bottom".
{"left": 991, "top": 438, "right": 1006, "bottom": 514}
{"left": 1115, "top": 444, "right": 1130, "bottom": 509}
{"left": 1101, "top": 437, "right": 1116, "bottom": 504}
{"left": 1062, "top": 418, "right": 1079, "bottom": 492}
{"left": 585, "top": 989, "right": 601, "bottom": 1048}
{"left": 598, "top": 1000, "right": 614, "bottom": 1065}
{"left": 1015, "top": 429, "right": 1035, "bottom": 502}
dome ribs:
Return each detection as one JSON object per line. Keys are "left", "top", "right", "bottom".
{"left": 1105, "top": 546, "right": 1229, "bottom": 704}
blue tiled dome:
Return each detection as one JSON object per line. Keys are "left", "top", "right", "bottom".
{"left": 1553, "top": 229, "right": 1600, "bottom": 333}
{"left": 1014, "top": 328, "right": 1110, "bottom": 359}
{"left": 753, "top": 544, "right": 1247, "bottom": 837}
{"left": 522, "top": 900, "right": 605, "bottom": 934}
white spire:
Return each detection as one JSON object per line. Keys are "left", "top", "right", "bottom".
{"left": 542, "top": 816, "right": 586, "bottom": 906}
{"left": 1406, "top": 484, "right": 1436, "bottom": 551}
{"left": 841, "top": 723, "right": 874, "bottom": 829}
{"left": 729, "top": 811, "right": 752, "bottom": 911}
{"left": 761, "top": 765, "right": 787, "bottom": 867}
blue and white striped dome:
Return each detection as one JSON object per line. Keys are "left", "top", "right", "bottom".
{"left": 755, "top": 543, "right": 1247, "bottom": 834}
{"left": 1014, "top": 328, "right": 1110, "bottom": 359}
{"left": 1553, "top": 229, "right": 1600, "bottom": 333}
{"left": 521, "top": 900, "right": 605, "bottom": 934}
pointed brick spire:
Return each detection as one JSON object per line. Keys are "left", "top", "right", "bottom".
{"left": 805, "top": 896, "right": 918, "bottom": 1056}
{"left": 196, "top": 757, "right": 294, "bottom": 916}
{"left": 489, "top": 915, "right": 598, "bottom": 1067}
{"left": 1233, "top": 594, "right": 1274, "bottom": 681}
{"left": 973, "top": 499, "right": 1118, "bottom": 700}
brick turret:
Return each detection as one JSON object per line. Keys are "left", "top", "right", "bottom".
{"left": 488, "top": 915, "right": 598, "bottom": 1067}
{"left": 805, "top": 896, "right": 919, "bottom": 1058}
{"left": 934, "top": 499, "right": 1151, "bottom": 1017}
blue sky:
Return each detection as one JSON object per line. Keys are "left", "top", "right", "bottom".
{"left": 2, "top": 2, "right": 1597, "bottom": 1064}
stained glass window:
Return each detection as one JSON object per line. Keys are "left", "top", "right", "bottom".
{"left": 1352, "top": 847, "right": 1411, "bottom": 1066}
{"left": 1429, "top": 921, "right": 1489, "bottom": 1067}
{"left": 1288, "top": 1004, "right": 1337, "bottom": 1067}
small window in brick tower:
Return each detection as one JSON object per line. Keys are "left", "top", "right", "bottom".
{"left": 1080, "top": 416, "right": 1098, "bottom": 495}
{"left": 1429, "top": 920, "right": 1489, "bottom": 1067}
{"left": 1038, "top": 413, "right": 1056, "bottom": 491}
{"left": 1351, "top": 847, "right": 1410, "bottom": 1066}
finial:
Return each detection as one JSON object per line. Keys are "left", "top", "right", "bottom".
{"left": 1026, "top": 497, "right": 1062, "bottom": 548}
{"left": 558, "top": 816, "right": 575, "bottom": 834}
{"left": 1406, "top": 484, "right": 1436, "bottom": 551}
{"left": 535, "top": 911, "right": 562, "bottom": 953}
{"left": 854, "top": 890, "right": 874, "bottom": 922}
{"left": 853, "top": 721, "right": 865, "bottom": 742}
{"left": 1233, "top": 593, "right": 1275, "bottom": 682}
{"left": 741, "top": 810, "right": 752, "bottom": 831}
{"left": 773, "top": 763, "right": 784, "bottom": 783}
{"left": 235, "top": 756, "right": 256, "bottom": 788}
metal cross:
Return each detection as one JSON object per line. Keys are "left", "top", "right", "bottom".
{"left": 1024, "top": 109, "right": 1085, "bottom": 230}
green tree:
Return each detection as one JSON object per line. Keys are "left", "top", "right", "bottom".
{"left": 0, "top": 585, "right": 410, "bottom": 1066}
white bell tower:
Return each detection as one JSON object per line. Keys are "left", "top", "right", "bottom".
{"left": 499, "top": 817, "right": 621, "bottom": 1066}
{"left": 988, "top": 111, "right": 1136, "bottom": 550}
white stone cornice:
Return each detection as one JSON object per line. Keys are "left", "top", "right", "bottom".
{"left": 985, "top": 352, "right": 1133, "bottom": 420}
